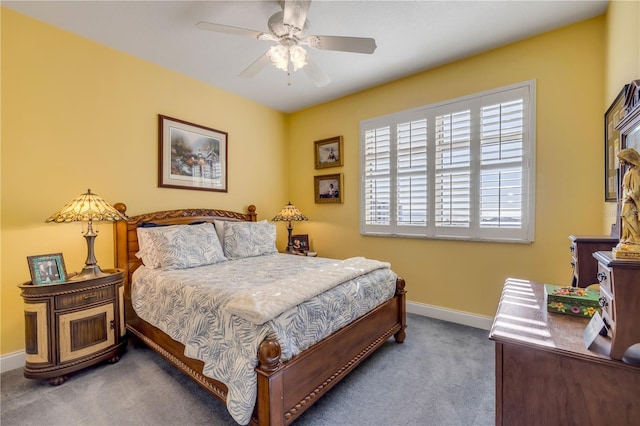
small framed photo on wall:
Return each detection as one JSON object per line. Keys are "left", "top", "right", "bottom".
{"left": 314, "top": 136, "right": 343, "bottom": 169}
{"left": 314, "top": 173, "right": 343, "bottom": 204}
{"left": 27, "top": 253, "right": 67, "bottom": 285}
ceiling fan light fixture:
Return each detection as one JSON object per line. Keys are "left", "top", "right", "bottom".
{"left": 267, "top": 44, "right": 307, "bottom": 72}
{"left": 268, "top": 45, "right": 289, "bottom": 71}
{"left": 196, "top": 0, "right": 375, "bottom": 86}
{"left": 289, "top": 45, "right": 307, "bottom": 71}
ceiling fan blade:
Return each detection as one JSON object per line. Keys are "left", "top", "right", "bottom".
{"left": 196, "top": 21, "right": 275, "bottom": 41}
{"left": 239, "top": 53, "right": 272, "bottom": 78}
{"left": 303, "top": 57, "right": 330, "bottom": 87}
{"left": 282, "top": 0, "right": 311, "bottom": 33}
{"left": 304, "top": 35, "right": 377, "bottom": 54}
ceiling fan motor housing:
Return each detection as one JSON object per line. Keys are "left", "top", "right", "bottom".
{"left": 268, "top": 11, "right": 307, "bottom": 45}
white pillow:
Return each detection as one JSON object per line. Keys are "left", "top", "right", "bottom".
{"left": 223, "top": 220, "right": 278, "bottom": 260}
{"left": 137, "top": 223, "right": 226, "bottom": 269}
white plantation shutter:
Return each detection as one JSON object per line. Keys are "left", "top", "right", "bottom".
{"left": 397, "top": 119, "right": 427, "bottom": 227}
{"left": 434, "top": 110, "right": 471, "bottom": 232}
{"left": 363, "top": 126, "right": 391, "bottom": 228}
{"left": 480, "top": 99, "right": 524, "bottom": 230}
{"left": 360, "top": 80, "right": 535, "bottom": 242}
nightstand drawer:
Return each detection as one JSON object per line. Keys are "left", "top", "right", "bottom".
{"left": 55, "top": 286, "right": 114, "bottom": 310}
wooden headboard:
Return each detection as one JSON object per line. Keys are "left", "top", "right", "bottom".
{"left": 113, "top": 203, "right": 257, "bottom": 285}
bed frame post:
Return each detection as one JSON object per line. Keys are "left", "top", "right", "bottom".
{"left": 394, "top": 277, "right": 407, "bottom": 342}
{"left": 255, "top": 340, "right": 284, "bottom": 426}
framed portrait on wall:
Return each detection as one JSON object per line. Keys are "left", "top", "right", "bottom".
{"left": 314, "top": 173, "right": 343, "bottom": 203}
{"left": 314, "top": 136, "right": 343, "bottom": 169}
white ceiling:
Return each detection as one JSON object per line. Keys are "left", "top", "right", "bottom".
{"left": 4, "top": 0, "right": 608, "bottom": 113}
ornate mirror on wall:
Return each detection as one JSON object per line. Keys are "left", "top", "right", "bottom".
{"left": 614, "top": 79, "right": 640, "bottom": 251}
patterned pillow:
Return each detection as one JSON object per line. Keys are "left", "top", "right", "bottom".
{"left": 136, "top": 227, "right": 163, "bottom": 268}
{"left": 223, "top": 220, "right": 278, "bottom": 260}
{"left": 138, "top": 223, "right": 226, "bottom": 269}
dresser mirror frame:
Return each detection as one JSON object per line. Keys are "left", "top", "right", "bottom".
{"left": 614, "top": 80, "right": 640, "bottom": 240}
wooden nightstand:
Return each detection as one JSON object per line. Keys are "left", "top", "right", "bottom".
{"left": 19, "top": 269, "right": 127, "bottom": 385}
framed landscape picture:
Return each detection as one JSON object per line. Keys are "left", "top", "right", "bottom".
{"left": 158, "top": 115, "right": 228, "bottom": 192}
{"left": 314, "top": 136, "right": 343, "bottom": 169}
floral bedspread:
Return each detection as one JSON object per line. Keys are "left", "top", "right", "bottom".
{"left": 131, "top": 254, "right": 397, "bottom": 425}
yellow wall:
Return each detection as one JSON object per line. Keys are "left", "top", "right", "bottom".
{"left": 3, "top": 5, "right": 635, "bottom": 357}
{"left": 288, "top": 17, "right": 606, "bottom": 317}
{"left": 0, "top": 9, "right": 287, "bottom": 354}
{"left": 603, "top": 0, "right": 640, "bottom": 233}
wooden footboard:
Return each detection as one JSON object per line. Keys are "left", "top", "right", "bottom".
{"left": 254, "top": 278, "right": 406, "bottom": 425}
{"left": 113, "top": 204, "right": 406, "bottom": 426}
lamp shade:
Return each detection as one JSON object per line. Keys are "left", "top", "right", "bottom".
{"left": 46, "top": 189, "right": 126, "bottom": 223}
{"left": 272, "top": 202, "right": 308, "bottom": 253}
{"left": 46, "top": 189, "right": 126, "bottom": 280}
{"left": 272, "top": 202, "right": 308, "bottom": 222}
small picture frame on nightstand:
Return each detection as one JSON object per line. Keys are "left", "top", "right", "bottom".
{"left": 291, "top": 234, "right": 309, "bottom": 253}
{"left": 27, "top": 253, "right": 67, "bottom": 285}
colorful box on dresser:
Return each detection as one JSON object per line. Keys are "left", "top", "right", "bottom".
{"left": 544, "top": 284, "right": 600, "bottom": 318}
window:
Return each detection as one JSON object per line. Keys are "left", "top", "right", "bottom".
{"left": 360, "top": 81, "right": 535, "bottom": 243}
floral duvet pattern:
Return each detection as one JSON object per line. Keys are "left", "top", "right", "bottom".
{"left": 131, "top": 254, "right": 397, "bottom": 425}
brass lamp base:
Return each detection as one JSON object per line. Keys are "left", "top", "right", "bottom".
{"left": 70, "top": 220, "right": 110, "bottom": 280}
{"left": 70, "top": 265, "right": 110, "bottom": 281}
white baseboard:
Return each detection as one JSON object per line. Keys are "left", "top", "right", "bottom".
{"left": 1, "top": 351, "right": 25, "bottom": 374}
{"left": 1, "top": 303, "right": 492, "bottom": 373}
{"left": 407, "top": 301, "right": 494, "bottom": 331}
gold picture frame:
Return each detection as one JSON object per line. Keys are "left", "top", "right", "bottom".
{"left": 314, "top": 173, "right": 343, "bottom": 203}
{"left": 314, "top": 136, "right": 343, "bottom": 169}
{"left": 158, "top": 114, "right": 228, "bottom": 192}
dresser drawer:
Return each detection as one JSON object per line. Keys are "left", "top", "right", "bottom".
{"left": 596, "top": 263, "right": 612, "bottom": 294}
{"left": 599, "top": 286, "right": 615, "bottom": 326}
{"left": 55, "top": 286, "right": 115, "bottom": 310}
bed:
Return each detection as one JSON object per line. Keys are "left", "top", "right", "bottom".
{"left": 113, "top": 203, "right": 406, "bottom": 426}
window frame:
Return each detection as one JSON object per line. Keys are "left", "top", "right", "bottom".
{"left": 359, "top": 80, "right": 536, "bottom": 243}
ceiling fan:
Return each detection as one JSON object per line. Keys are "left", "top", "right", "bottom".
{"left": 196, "top": 0, "right": 377, "bottom": 87}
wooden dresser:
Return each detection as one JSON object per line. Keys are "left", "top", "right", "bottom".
{"left": 568, "top": 235, "right": 618, "bottom": 287}
{"left": 19, "top": 269, "right": 127, "bottom": 385}
{"left": 593, "top": 251, "right": 640, "bottom": 360}
{"left": 489, "top": 279, "right": 640, "bottom": 426}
